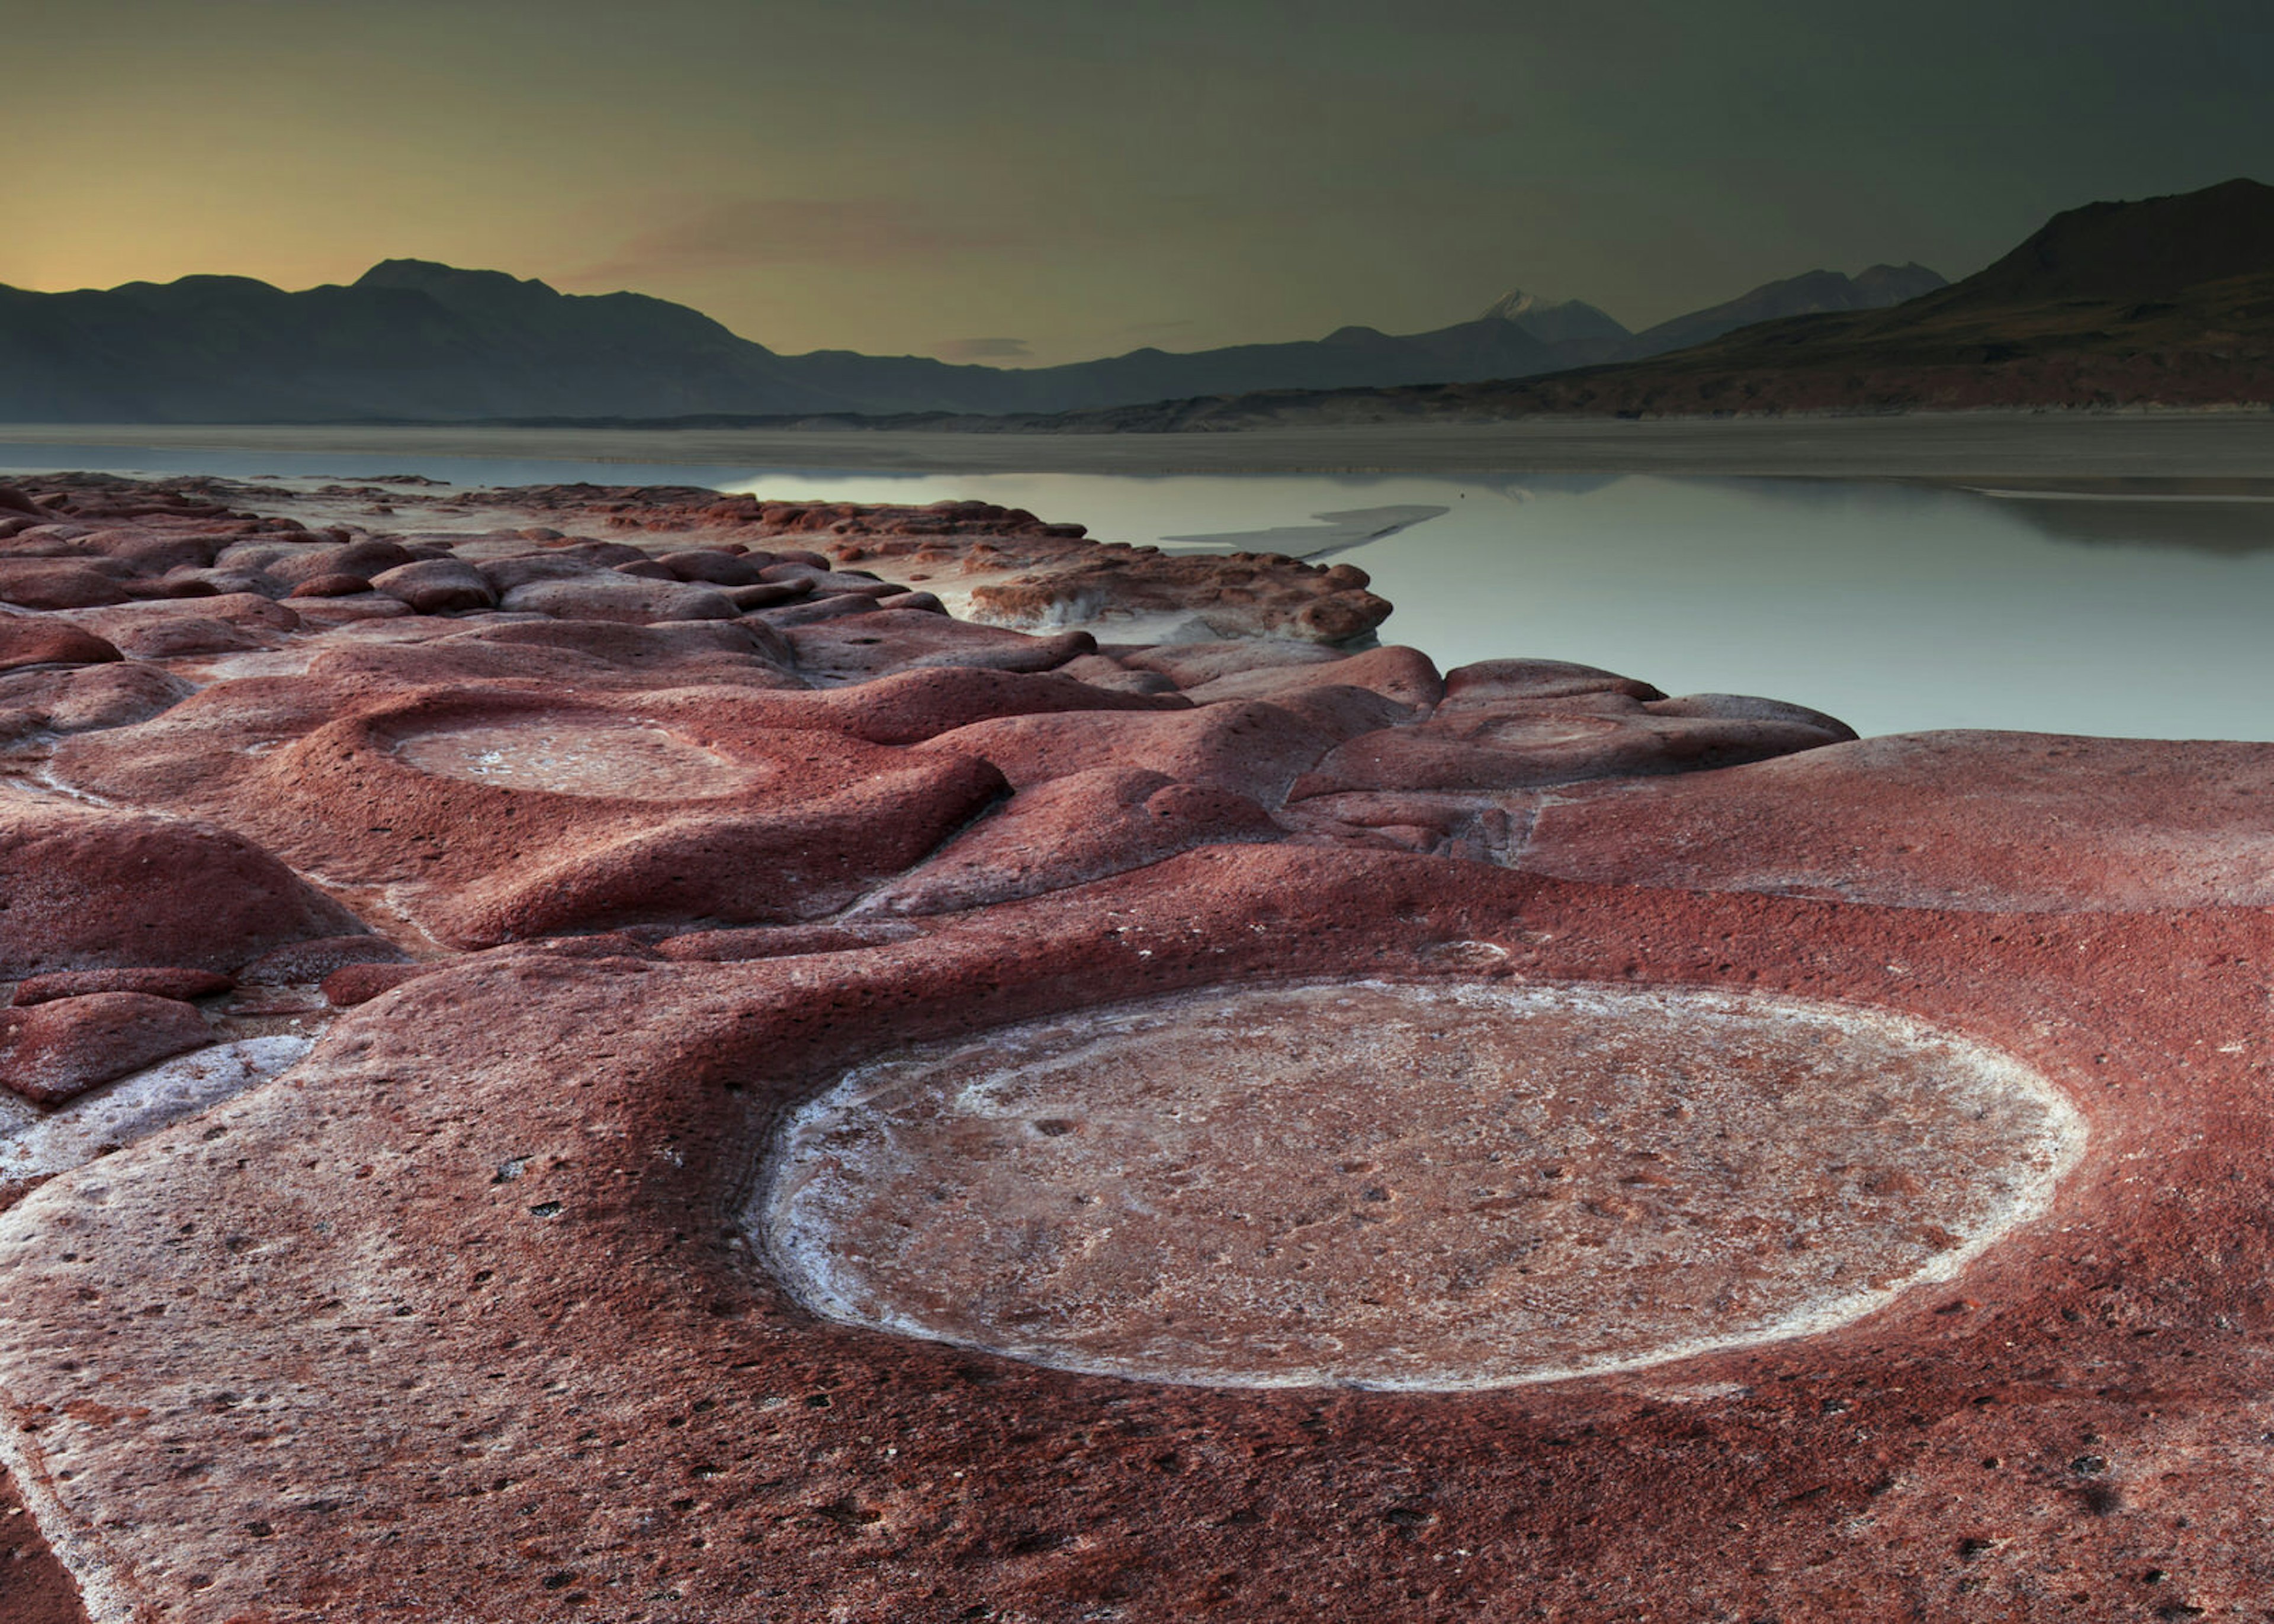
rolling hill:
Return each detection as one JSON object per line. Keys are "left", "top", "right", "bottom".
{"left": 0, "top": 250, "right": 1939, "bottom": 425}
{"left": 1047, "top": 179, "right": 2274, "bottom": 430}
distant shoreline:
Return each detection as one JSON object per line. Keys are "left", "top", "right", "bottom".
{"left": 4, "top": 409, "right": 2274, "bottom": 481}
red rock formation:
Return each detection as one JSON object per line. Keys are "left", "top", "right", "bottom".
{"left": 0, "top": 620, "right": 121, "bottom": 674}
{"left": 0, "top": 797, "right": 370, "bottom": 979}
{"left": 2, "top": 850, "right": 2269, "bottom": 1620}
{"left": 457, "top": 487, "right": 1393, "bottom": 643}
{"left": 9, "top": 968, "right": 233, "bottom": 1006}
{"left": 8, "top": 471, "right": 2253, "bottom": 1623}
{"left": 0, "top": 992, "right": 214, "bottom": 1104}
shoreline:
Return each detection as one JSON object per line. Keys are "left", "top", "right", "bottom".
{"left": 5, "top": 409, "right": 2274, "bottom": 481}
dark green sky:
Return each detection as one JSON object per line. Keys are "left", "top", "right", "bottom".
{"left": 11, "top": 1, "right": 2270, "bottom": 363}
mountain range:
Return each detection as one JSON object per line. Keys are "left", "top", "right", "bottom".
{"left": 1050, "top": 179, "right": 2274, "bottom": 429}
{"left": 0, "top": 250, "right": 1941, "bottom": 425}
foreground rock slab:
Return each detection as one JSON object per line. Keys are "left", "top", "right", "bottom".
{"left": 1, "top": 849, "right": 2272, "bottom": 1622}
{"left": 2, "top": 472, "right": 2271, "bottom": 1622}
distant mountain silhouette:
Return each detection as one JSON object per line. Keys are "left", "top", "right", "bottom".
{"left": 1937, "top": 177, "right": 2274, "bottom": 305}
{"left": 1478, "top": 290, "right": 1632, "bottom": 348}
{"left": 1626, "top": 264, "right": 1947, "bottom": 355}
{"left": 0, "top": 249, "right": 1942, "bottom": 425}
{"left": 1041, "top": 179, "right": 2274, "bottom": 428}
{"left": 1473, "top": 269, "right": 1947, "bottom": 362}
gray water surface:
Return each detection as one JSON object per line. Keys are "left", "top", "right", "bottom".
{"left": 5, "top": 440, "right": 2270, "bottom": 741}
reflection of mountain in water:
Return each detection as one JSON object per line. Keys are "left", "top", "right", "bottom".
{"left": 1965, "top": 485, "right": 2274, "bottom": 556}
{"left": 1161, "top": 504, "right": 1450, "bottom": 559}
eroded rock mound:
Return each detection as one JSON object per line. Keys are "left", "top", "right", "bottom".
{"left": 0, "top": 850, "right": 2267, "bottom": 1622}
{"left": 0, "top": 795, "right": 368, "bottom": 979}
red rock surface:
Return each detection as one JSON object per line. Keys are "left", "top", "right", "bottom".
{"left": 0, "top": 620, "right": 121, "bottom": 674}
{"left": 0, "top": 992, "right": 213, "bottom": 1104}
{"left": 9, "top": 968, "right": 232, "bottom": 1007}
{"left": 0, "top": 471, "right": 2265, "bottom": 1622}
{"left": 455, "top": 487, "right": 1393, "bottom": 644}
{"left": 1516, "top": 730, "right": 2274, "bottom": 910}
{"left": 0, "top": 797, "right": 370, "bottom": 978}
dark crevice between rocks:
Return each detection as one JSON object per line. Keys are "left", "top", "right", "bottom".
{"left": 0, "top": 1465, "right": 89, "bottom": 1624}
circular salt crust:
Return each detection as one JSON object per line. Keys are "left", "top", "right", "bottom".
{"left": 393, "top": 719, "right": 756, "bottom": 800}
{"left": 756, "top": 980, "right": 2084, "bottom": 1391}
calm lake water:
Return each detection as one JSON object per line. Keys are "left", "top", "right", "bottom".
{"left": 6, "top": 439, "right": 2272, "bottom": 741}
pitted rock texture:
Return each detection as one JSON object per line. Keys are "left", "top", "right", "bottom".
{"left": 1517, "top": 730, "right": 2274, "bottom": 909}
{"left": 3, "top": 471, "right": 2268, "bottom": 1623}
{"left": 0, "top": 852, "right": 2267, "bottom": 1623}
{"left": 761, "top": 980, "right": 2083, "bottom": 1389}
{"left": 0, "top": 795, "right": 370, "bottom": 979}
{"left": 0, "top": 992, "right": 214, "bottom": 1105}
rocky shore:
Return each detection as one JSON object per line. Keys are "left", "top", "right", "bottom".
{"left": 2, "top": 471, "right": 2271, "bottom": 1620}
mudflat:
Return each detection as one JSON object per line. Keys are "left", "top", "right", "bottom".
{"left": 7, "top": 408, "right": 2274, "bottom": 479}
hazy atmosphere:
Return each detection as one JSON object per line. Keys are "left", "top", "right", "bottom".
{"left": 11, "top": 0, "right": 2272, "bottom": 364}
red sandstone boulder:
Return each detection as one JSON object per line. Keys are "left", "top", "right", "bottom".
{"left": 1289, "top": 708, "right": 1843, "bottom": 796}
{"left": 783, "top": 610, "right": 1095, "bottom": 681}
{"left": 39, "top": 663, "right": 191, "bottom": 733}
{"left": 657, "top": 548, "right": 773, "bottom": 586}
{"left": 285, "top": 571, "right": 375, "bottom": 599}
{"left": 0, "top": 560, "right": 132, "bottom": 610}
{"left": 721, "top": 580, "right": 813, "bottom": 610}
{"left": 0, "top": 796, "right": 370, "bottom": 977}
{"left": 474, "top": 553, "right": 612, "bottom": 593}
{"left": 1178, "top": 643, "right": 1444, "bottom": 710}
{"left": 9, "top": 967, "right": 233, "bottom": 1006}
{"left": 1117, "top": 638, "right": 1346, "bottom": 687}
{"left": 0, "top": 991, "right": 211, "bottom": 1104}
{"left": 499, "top": 577, "right": 737, "bottom": 623}
{"left": 962, "top": 551, "right": 1391, "bottom": 644}
{"left": 0, "top": 619, "right": 121, "bottom": 673}
{"left": 0, "top": 661, "right": 190, "bottom": 739}
{"left": 783, "top": 667, "right": 1190, "bottom": 746}
{"left": 65, "top": 591, "right": 299, "bottom": 648}
{"left": 454, "top": 615, "right": 795, "bottom": 670}
{"left": 68, "top": 527, "right": 227, "bottom": 575}
{"left": 1441, "top": 657, "right": 1666, "bottom": 703}
{"left": 918, "top": 699, "right": 1349, "bottom": 803}
{"left": 266, "top": 537, "right": 417, "bottom": 584}
{"left": 369, "top": 558, "right": 498, "bottom": 614}
{"left": 1052, "top": 653, "right": 1180, "bottom": 695}
{"left": 751, "top": 592, "right": 884, "bottom": 628}
{"left": 860, "top": 767, "right": 1282, "bottom": 915}
{"left": 83, "top": 612, "right": 267, "bottom": 659}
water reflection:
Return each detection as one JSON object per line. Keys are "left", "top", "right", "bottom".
{"left": 5, "top": 442, "right": 2273, "bottom": 741}
{"left": 1963, "top": 488, "right": 2274, "bottom": 555}
{"left": 1325, "top": 474, "right": 2274, "bottom": 740}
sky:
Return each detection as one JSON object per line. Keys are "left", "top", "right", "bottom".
{"left": 8, "top": 0, "right": 2272, "bottom": 366}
